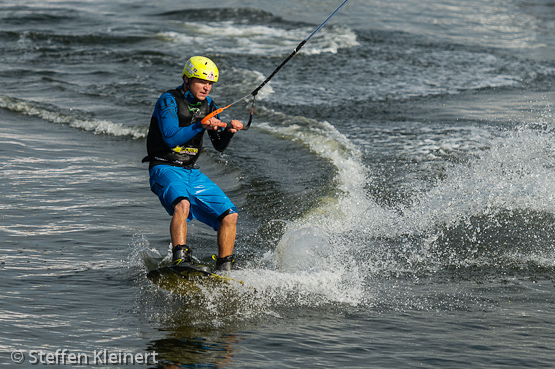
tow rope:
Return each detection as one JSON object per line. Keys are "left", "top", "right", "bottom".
{"left": 201, "top": 0, "right": 352, "bottom": 130}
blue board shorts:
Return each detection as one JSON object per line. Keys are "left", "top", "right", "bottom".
{"left": 149, "top": 165, "right": 237, "bottom": 231}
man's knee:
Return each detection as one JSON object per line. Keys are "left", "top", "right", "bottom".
{"left": 173, "top": 198, "right": 190, "bottom": 217}
{"left": 221, "top": 211, "right": 238, "bottom": 226}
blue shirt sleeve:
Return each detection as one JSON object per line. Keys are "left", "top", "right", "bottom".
{"left": 152, "top": 92, "right": 204, "bottom": 148}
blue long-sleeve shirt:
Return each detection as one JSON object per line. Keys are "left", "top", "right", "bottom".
{"left": 144, "top": 86, "right": 234, "bottom": 170}
{"left": 152, "top": 88, "right": 218, "bottom": 148}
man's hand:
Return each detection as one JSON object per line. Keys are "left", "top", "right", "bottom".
{"left": 227, "top": 119, "right": 243, "bottom": 133}
{"left": 202, "top": 117, "right": 227, "bottom": 131}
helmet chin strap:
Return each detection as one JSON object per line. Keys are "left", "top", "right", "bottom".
{"left": 182, "top": 77, "right": 190, "bottom": 91}
{"left": 181, "top": 78, "right": 197, "bottom": 102}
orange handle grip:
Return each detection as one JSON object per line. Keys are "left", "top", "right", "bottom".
{"left": 201, "top": 105, "right": 230, "bottom": 125}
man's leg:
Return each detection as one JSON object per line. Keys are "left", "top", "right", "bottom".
{"left": 170, "top": 199, "right": 196, "bottom": 265}
{"left": 217, "top": 212, "right": 238, "bottom": 258}
{"left": 170, "top": 199, "right": 190, "bottom": 247}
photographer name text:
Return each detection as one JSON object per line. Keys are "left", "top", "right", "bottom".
{"left": 11, "top": 349, "right": 158, "bottom": 366}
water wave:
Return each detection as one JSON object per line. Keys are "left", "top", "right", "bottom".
{"left": 0, "top": 95, "right": 147, "bottom": 138}
{"left": 157, "top": 22, "right": 359, "bottom": 56}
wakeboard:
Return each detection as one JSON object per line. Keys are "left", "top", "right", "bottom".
{"left": 146, "top": 263, "right": 239, "bottom": 293}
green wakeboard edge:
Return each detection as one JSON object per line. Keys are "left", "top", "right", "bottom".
{"left": 146, "top": 264, "right": 240, "bottom": 293}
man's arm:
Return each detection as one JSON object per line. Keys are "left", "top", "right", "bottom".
{"left": 154, "top": 92, "right": 204, "bottom": 148}
{"left": 207, "top": 127, "right": 235, "bottom": 152}
{"left": 205, "top": 99, "right": 243, "bottom": 152}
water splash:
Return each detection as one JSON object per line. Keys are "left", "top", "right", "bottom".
{"left": 259, "top": 105, "right": 555, "bottom": 286}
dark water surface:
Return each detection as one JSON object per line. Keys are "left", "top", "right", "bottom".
{"left": 1, "top": 0, "right": 555, "bottom": 367}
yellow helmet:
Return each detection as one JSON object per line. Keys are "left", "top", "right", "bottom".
{"left": 182, "top": 56, "right": 219, "bottom": 82}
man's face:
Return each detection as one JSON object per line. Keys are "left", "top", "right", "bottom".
{"left": 185, "top": 77, "right": 213, "bottom": 100}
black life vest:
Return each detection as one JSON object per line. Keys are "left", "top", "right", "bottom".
{"left": 145, "top": 88, "right": 215, "bottom": 168}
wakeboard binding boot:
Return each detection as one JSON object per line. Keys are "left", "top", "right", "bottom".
{"left": 215, "top": 254, "right": 235, "bottom": 272}
{"left": 172, "top": 245, "right": 193, "bottom": 266}
{"left": 172, "top": 245, "right": 210, "bottom": 273}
